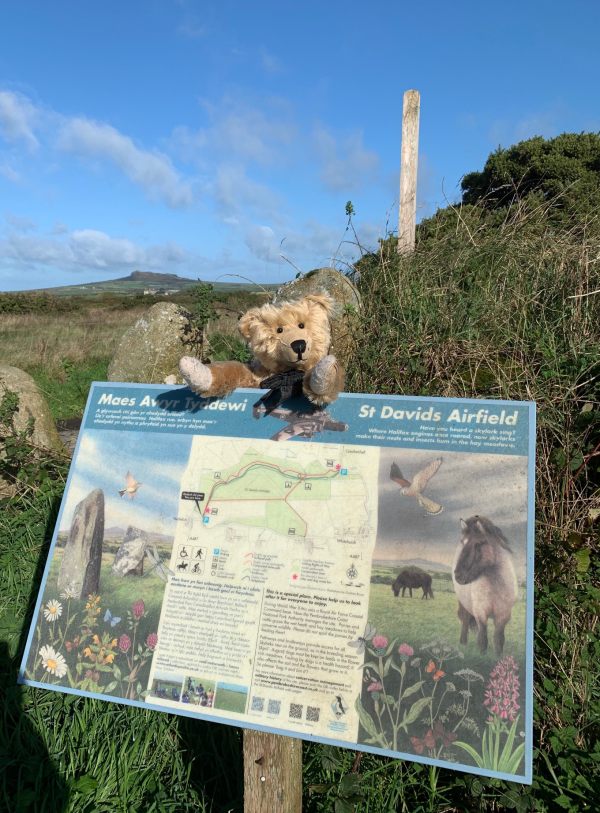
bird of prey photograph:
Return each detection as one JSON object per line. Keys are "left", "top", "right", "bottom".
{"left": 119, "top": 471, "right": 142, "bottom": 499}
{"left": 389, "top": 457, "right": 443, "bottom": 515}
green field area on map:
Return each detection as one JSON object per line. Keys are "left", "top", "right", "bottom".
{"left": 195, "top": 446, "right": 355, "bottom": 538}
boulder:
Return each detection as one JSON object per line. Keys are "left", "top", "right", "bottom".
{"left": 273, "top": 267, "right": 361, "bottom": 359}
{"left": 58, "top": 488, "right": 104, "bottom": 598}
{"left": 112, "top": 526, "right": 149, "bottom": 577}
{"left": 0, "top": 365, "right": 64, "bottom": 498}
{"left": 107, "top": 302, "right": 203, "bottom": 384}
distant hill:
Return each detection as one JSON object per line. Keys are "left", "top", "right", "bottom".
{"left": 24, "top": 270, "right": 279, "bottom": 297}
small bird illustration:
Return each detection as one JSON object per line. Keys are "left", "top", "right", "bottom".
{"left": 119, "top": 471, "right": 142, "bottom": 499}
{"left": 390, "top": 458, "right": 443, "bottom": 515}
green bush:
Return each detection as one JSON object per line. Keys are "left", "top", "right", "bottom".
{"left": 460, "top": 133, "right": 600, "bottom": 225}
{"left": 0, "top": 292, "right": 78, "bottom": 314}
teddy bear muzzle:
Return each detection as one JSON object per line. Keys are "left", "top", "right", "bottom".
{"left": 290, "top": 339, "right": 306, "bottom": 360}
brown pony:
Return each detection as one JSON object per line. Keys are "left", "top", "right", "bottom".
{"left": 452, "top": 516, "right": 517, "bottom": 655}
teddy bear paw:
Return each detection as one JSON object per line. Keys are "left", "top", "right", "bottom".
{"left": 179, "top": 356, "right": 213, "bottom": 394}
{"left": 309, "top": 355, "right": 338, "bottom": 395}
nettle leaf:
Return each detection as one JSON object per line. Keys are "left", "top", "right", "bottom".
{"left": 335, "top": 799, "right": 355, "bottom": 813}
{"left": 339, "top": 773, "right": 361, "bottom": 796}
{"left": 401, "top": 680, "right": 425, "bottom": 700}
{"left": 321, "top": 746, "right": 343, "bottom": 772}
{"left": 401, "top": 696, "right": 432, "bottom": 730}
{"left": 354, "top": 696, "right": 379, "bottom": 739}
{"left": 71, "top": 774, "right": 98, "bottom": 795}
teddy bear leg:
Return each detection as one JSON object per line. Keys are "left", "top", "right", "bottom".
{"left": 304, "top": 354, "right": 345, "bottom": 406}
{"left": 179, "top": 357, "right": 262, "bottom": 397}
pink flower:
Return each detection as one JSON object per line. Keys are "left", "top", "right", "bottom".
{"left": 131, "top": 599, "right": 145, "bottom": 620}
{"left": 483, "top": 655, "right": 520, "bottom": 722}
{"left": 366, "top": 680, "right": 383, "bottom": 692}
{"left": 398, "top": 643, "right": 414, "bottom": 659}
{"left": 118, "top": 634, "right": 131, "bottom": 653}
{"left": 146, "top": 632, "right": 158, "bottom": 651}
{"left": 372, "top": 635, "right": 388, "bottom": 651}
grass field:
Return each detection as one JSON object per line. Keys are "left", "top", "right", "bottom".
{"left": 214, "top": 686, "right": 248, "bottom": 715}
{"left": 1, "top": 200, "right": 599, "bottom": 811}
{"left": 368, "top": 579, "right": 527, "bottom": 668}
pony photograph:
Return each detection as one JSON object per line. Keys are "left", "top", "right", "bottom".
{"left": 356, "top": 448, "right": 530, "bottom": 776}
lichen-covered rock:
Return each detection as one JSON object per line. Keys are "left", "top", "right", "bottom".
{"left": 0, "top": 365, "right": 64, "bottom": 497}
{"left": 274, "top": 268, "right": 361, "bottom": 359}
{"left": 112, "top": 526, "right": 149, "bottom": 577}
{"left": 58, "top": 489, "right": 105, "bottom": 598}
{"left": 108, "top": 302, "right": 203, "bottom": 384}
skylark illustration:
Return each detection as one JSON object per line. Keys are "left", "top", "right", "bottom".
{"left": 390, "top": 457, "right": 443, "bottom": 515}
{"left": 119, "top": 471, "right": 142, "bottom": 499}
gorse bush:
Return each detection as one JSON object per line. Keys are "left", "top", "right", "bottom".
{"left": 0, "top": 292, "right": 78, "bottom": 314}
{"left": 461, "top": 133, "right": 600, "bottom": 225}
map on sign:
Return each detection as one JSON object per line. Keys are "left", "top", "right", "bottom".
{"left": 179, "top": 437, "right": 379, "bottom": 551}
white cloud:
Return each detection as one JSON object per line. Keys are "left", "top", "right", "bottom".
{"left": 5, "top": 213, "right": 36, "bottom": 231}
{"left": 0, "top": 226, "right": 187, "bottom": 272}
{"left": 313, "top": 125, "right": 379, "bottom": 192}
{"left": 171, "top": 98, "right": 295, "bottom": 168}
{"left": 213, "top": 164, "right": 282, "bottom": 221}
{"left": 260, "top": 48, "right": 283, "bottom": 74}
{"left": 244, "top": 224, "right": 280, "bottom": 263}
{"left": 0, "top": 160, "right": 21, "bottom": 183}
{"left": 58, "top": 118, "right": 194, "bottom": 208}
{"left": 0, "top": 91, "right": 39, "bottom": 150}
{"left": 244, "top": 217, "right": 381, "bottom": 270}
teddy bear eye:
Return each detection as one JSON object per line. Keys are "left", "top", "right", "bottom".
{"left": 298, "top": 322, "right": 304, "bottom": 329}
{"left": 276, "top": 326, "right": 283, "bottom": 334}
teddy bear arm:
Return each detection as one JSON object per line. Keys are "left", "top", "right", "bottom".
{"left": 303, "top": 355, "right": 345, "bottom": 406}
{"left": 200, "top": 361, "right": 264, "bottom": 396}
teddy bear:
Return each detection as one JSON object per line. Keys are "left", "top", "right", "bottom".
{"left": 179, "top": 292, "right": 344, "bottom": 407}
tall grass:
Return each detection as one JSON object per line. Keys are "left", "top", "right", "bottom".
{"left": 1, "top": 201, "right": 598, "bottom": 811}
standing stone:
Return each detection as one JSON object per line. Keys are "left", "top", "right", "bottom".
{"left": 273, "top": 267, "right": 361, "bottom": 359}
{"left": 58, "top": 489, "right": 104, "bottom": 598}
{"left": 0, "top": 365, "right": 64, "bottom": 498}
{"left": 112, "top": 526, "right": 149, "bottom": 577}
{"left": 107, "top": 302, "right": 203, "bottom": 384}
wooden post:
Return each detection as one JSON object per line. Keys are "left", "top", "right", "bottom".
{"left": 397, "top": 89, "right": 420, "bottom": 255}
{"left": 243, "top": 730, "right": 303, "bottom": 812}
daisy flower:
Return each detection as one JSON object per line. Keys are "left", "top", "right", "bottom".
{"left": 60, "top": 584, "right": 79, "bottom": 600}
{"left": 40, "top": 645, "right": 68, "bottom": 678}
{"left": 43, "top": 600, "right": 63, "bottom": 622}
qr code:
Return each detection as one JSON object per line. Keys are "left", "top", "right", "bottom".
{"left": 267, "top": 699, "right": 281, "bottom": 715}
{"left": 251, "top": 696, "right": 264, "bottom": 712}
{"left": 289, "top": 703, "right": 303, "bottom": 720}
{"left": 306, "top": 706, "right": 320, "bottom": 722}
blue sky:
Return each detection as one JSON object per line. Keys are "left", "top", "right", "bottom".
{"left": 1, "top": 0, "right": 598, "bottom": 291}
{"left": 60, "top": 430, "right": 192, "bottom": 535}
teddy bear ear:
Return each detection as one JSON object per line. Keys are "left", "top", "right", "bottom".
{"left": 238, "top": 309, "right": 263, "bottom": 340}
{"left": 304, "top": 292, "right": 333, "bottom": 315}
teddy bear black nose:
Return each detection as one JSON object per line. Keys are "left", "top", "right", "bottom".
{"left": 290, "top": 339, "right": 306, "bottom": 357}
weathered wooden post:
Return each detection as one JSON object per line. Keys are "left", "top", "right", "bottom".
{"left": 243, "top": 730, "right": 302, "bottom": 812}
{"left": 397, "top": 89, "right": 420, "bottom": 255}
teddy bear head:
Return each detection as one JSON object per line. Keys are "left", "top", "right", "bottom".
{"left": 238, "top": 292, "right": 333, "bottom": 374}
